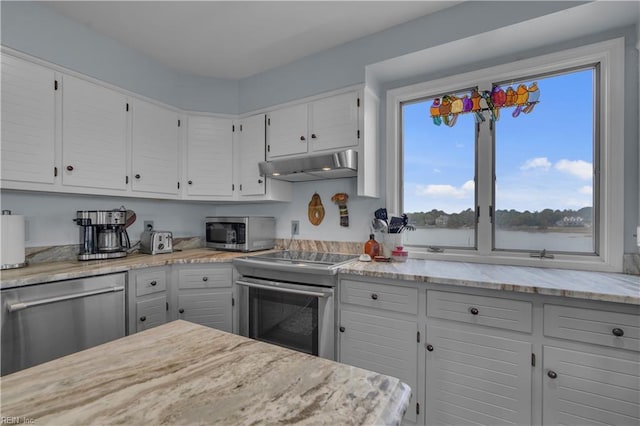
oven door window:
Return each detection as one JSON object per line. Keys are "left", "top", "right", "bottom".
{"left": 248, "top": 287, "right": 318, "bottom": 356}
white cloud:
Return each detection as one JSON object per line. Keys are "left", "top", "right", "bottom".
{"left": 433, "top": 168, "right": 441, "bottom": 174}
{"left": 520, "top": 157, "right": 551, "bottom": 171}
{"left": 462, "top": 180, "right": 475, "bottom": 191}
{"left": 578, "top": 185, "right": 593, "bottom": 195}
{"left": 555, "top": 159, "right": 593, "bottom": 180}
{"left": 416, "top": 180, "right": 475, "bottom": 199}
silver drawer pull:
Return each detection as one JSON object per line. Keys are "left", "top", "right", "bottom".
{"left": 7, "top": 286, "right": 125, "bottom": 313}
{"left": 469, "top": 307, "right": 479, "bottom": 315}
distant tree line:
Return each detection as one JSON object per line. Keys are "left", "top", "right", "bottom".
{"left": 407, "top": 207, "right": 592, "bottom": 229}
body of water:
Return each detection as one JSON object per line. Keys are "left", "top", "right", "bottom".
{"left": 403, "top": 228, "right": 593, "bottom": 253}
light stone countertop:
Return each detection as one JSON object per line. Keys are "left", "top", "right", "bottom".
{"left": 0, "top": 248, "right": 259, "bottom": 289}
{"left": 1, "top": 248, "right": 638, "bottom": 305}
{"left": 341, "top": 259, "right": 640, "bottom": 305}
{"left": 0, "top": 320, "right": 411, "bottom": 426}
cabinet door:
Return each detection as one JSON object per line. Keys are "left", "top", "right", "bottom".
{"left": 61, "top": 75, "right": 127, "bottom": 190}
{"left": 309, "top": 91, "right": 359, "bottom": 153}
{"left": 135, "top": 294, "right": 167, "bottom": 332}
{"left": 178, "top": 291, "right": 232, "bottom": 332}
{"left": 186, "top": 116, "right": 233, "bottom": 196}
{"left": 266, "top": 103, "right": 308, "bottom": 159}
{"left": 131, "top": 99, "right": 179, "bottom": 195}
{"left": 425, "top": 324, "right": 532, "bottom": 426}
{"left": 543, "top": 346, "right": 640, "bottom": 425}
{"left": 1, "top": 55, "right": 56, "bottom": 184}
{"left": 339, "top": 309, "right": 418, "bottom": 422}
{"left": 237, "top": 114, "right": 266, "bottom": 196}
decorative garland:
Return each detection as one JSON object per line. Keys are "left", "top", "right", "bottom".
{"left": 429, "top": 83, "right": 540, "bottom": 127}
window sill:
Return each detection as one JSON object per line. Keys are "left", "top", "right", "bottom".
{"left": 406, "top": 247, "right": 622, "bottom": 273}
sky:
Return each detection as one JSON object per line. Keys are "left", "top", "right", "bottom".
{"left": 402, "top": 68, "right": 594, "bottom": 215}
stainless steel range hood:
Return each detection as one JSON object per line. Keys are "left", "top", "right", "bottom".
{"left": 259, "top": 149, "right": 357, "bottom": 182}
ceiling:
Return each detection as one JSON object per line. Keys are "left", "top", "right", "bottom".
{"left": 44, "top": 1, "right": 461, "bottom": 80}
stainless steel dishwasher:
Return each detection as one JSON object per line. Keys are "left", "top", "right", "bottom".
{"left": 1, "top": 273, "right": 126, "bottom": 375}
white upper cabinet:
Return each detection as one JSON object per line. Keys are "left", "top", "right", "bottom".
{"left": 61, "top": 74, "right": 127, "bottom": 191}
{"left": 185, "top": 116, "right": 233, "bottom": 197}
{"left": 266, "top": 91, "right": 360, "bottom": 160}
{"left": 309, "top": 91, "right": 359, "bottom": 153}
{"left": 266, "top": 103, "right": 308, "bottom": 159}
{"left": 0, "top": 50, "right": 377, "bottom": 200}
{"left": 236, "top": 114, "right": 266, "bottom": 196}
{"left": 131, "top": 99, "right": 180, "bottom": 195}
{"left": 1, "top": 54, "right": 56, "bottom": 185}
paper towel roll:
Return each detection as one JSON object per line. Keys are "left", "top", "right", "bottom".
{"left": 1, "top": 213, "right": 26, "bottom": 268}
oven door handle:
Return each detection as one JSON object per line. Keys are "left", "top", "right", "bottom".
{"left": 235, "top": 280, "right": 332, "bottom": 298}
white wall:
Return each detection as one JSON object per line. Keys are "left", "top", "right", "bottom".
{"left": 0, "top": 191, "right": 214, "bottom": 247}
{"left": 215, "top": 179, "right": 381, "bottom": 243}
{"left": 0, "top": 1, "right": 239, "bottom": 114}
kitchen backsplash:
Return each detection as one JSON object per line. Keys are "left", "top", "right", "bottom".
{"left": 25, "top": 237, "right": 204, "bottom": 264}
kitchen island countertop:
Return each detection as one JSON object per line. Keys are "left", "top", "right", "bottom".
{"left": 0, "top": 320, "right": 411, "bottom": 425}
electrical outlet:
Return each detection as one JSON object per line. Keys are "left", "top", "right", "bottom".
{"left": 291, "top": 220, "right": 299, "bottom": 235}
{"left": 144, "top": 220, "right": 154, "bottom": 230}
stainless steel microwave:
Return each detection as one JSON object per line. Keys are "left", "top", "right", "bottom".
{"left": 205, "top": 217, "right": 275, "bottom": 252}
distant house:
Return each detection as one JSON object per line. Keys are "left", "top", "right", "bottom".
{"left": 435, "top": 215, "right": 449, "bottom": 227}
{"left": 558, "top": 216, "right": 585, "bottom": 227}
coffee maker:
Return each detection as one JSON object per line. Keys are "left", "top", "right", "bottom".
{"left": 74, "top": 208, "right": 136, "bottom": 261}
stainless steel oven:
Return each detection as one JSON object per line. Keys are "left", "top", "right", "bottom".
{"left": 233, "top": 251, "right": 358, "bottom": 360}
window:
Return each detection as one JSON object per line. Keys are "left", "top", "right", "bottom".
{"left": 387, "top": 39, "right": 624, "bottom": 272}
{"left": 493, "top": 69, "right": 596, "bottom": 254}
{"left": 402, "top": 93, "right": 477, "bottom": 249}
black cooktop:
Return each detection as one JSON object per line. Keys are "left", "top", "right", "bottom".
{"left": 247, "top": 250, "right": 358, "bottom": 267}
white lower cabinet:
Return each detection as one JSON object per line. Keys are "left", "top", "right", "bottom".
{"left": 424, "top": 289, "right": 534, "bottom": 426}
{"left": 542, "top": 303, "right": 640, "bottom": 425}
{"left": 127, "top": 266, "right": 170, "bottom": 333}
{"left": 174, "top": 264, "right": 234, "bottom": 333}
{"left": 425, "top": 324, "right": 532, "bottom": 426}
{"left": 128, "top": 264, "right": 235, "bottom": 335}
{"left": 338, "top": 276, "right": 640, "bottom": 426}
{"left": 338, "top": 279, "right": 419, "bottom": 422}
{"left": 543, "top": 345, "right": 640, "bottom": 425}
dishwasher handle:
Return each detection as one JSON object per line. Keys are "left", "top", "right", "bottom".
{"left": 7, "top": 286, "right": 125, "bottom": 313}
{"left": 235, "top": 280, "right": 331, "bottom": 298}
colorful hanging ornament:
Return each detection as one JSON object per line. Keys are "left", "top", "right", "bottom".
{"left": 331, "top": 193, "right": 349, "bottom": 227}
{"left": 429, "top": 82, "right": 540, "bottom": 127}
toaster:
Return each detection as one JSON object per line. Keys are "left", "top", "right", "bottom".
{"left": 140, "top": 230, "right": 173, "bottom": 255}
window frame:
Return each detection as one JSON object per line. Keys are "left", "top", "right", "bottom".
{"left": 386, "top": 38, "right": 624, "bottom": 272}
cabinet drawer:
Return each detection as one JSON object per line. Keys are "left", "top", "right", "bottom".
{"left": 340, "top": 280, "right": 418, "bottom": 314}
{"left": 134, "top": 268, "right": 167, "bottom": 296}
{"left": 427, "top": 290, "right": 532, "bottom": 333}
{"left": 177, "top": 266, "right": 232, "bottom": 289}
{"left": 135, "top": 295, "right": 167, "bottom": 332}
{"left": 544, "top": 304, "right": 640, "bottom": 352}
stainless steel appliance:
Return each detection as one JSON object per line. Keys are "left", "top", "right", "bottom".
{"left": 1, "top": 273, "right": 126, "bottom": 375}
{"left": 140, "top": 230, "right": 173, "bottom": 254}
{"left": 206, "top": 216, "right": 275, "bottom": 252}
{"left": 259, "top": 149, "right": 358, "bottom": 182}
{"left": 74, "top": 208, "right": 135, "bottom": 260}
{"left": 233, "top": 251, "right": 358, "bottom": 360}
